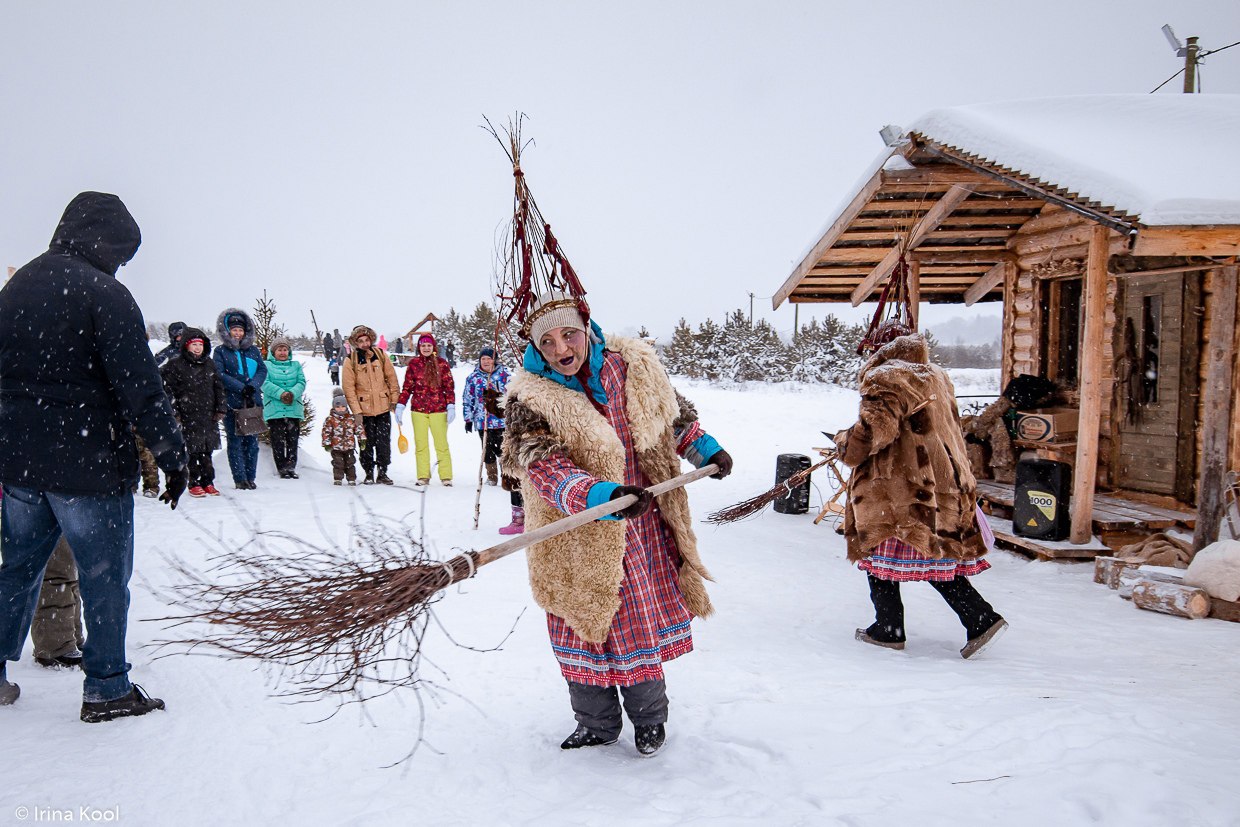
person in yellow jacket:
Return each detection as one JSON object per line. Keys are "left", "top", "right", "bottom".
{"left": 341, "top": 324, "right": 399, "bottom": 485}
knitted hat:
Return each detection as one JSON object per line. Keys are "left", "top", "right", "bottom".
{"left": 332, "top": 387, "right": 348, "bottom": 410}
{"left": 417, "top": 333, "right": 435, "bottom": 348}
{"left": 479, "top": 346, "right": 495, "bottom": 359}
{"left": 271, "top": 336, "right": 292, "bottom": 355}
{"left": 525, "top": 290, "right": 586, "bottom": 344}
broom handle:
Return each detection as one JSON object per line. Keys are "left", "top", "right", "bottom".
{"left": 473, "top": 464, "right": 720, "bottom": 568}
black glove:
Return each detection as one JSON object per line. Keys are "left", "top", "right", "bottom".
{"left": 160, "top": 467, "right": 189, "bottom": 510}
{"left": 465, "top": 421, "right": 473, "bottom": 434}
{"left": 609, "top": 484, "right": 653, "bottom": 520}
{"left": 707, "top": 449, "right": 733, "bottom": 480}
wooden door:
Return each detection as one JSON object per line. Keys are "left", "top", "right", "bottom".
{"left": 1113, "top": 272, "right": 1201, "bottom": 500}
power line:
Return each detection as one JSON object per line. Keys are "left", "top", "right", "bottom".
{"left": 1149, "top": 67, "right": 1185, "bottom": 94}
{"left": 1200, "top": 39, "right": 1240, "bottom": 58}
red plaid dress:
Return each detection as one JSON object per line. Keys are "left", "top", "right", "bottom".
{"left": 858, "top": 537, "right": 991, "bottom": 582}
{"left": 526, "top": 353, "right": 700, "bottom": 687}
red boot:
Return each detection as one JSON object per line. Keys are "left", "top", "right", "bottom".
{"left": 498, "top": 506, "right": 525, "bottom": 536}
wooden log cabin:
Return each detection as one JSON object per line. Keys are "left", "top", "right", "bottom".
{"left": 773, "top": 95, "right": 1240, "bottom": 555}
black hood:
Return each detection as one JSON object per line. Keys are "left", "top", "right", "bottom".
{"left": 48, "top": 192, "right": 142, "bottom": 276}
{"left": 179, "top": 326, "right": 213, "bottom": 360}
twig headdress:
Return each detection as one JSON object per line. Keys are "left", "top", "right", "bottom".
{"left": 482, "top": 114, "right": 591, "bottom": 344}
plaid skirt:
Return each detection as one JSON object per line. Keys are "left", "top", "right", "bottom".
{"left": 858, "top": 537, "right": 991, "bottom": 582}
{"left": 546, "top": 508, "right": 693, "bottom": 687}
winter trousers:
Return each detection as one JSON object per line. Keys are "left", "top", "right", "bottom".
{"left": 479, "top": 429, "right": 522, "bottom": 506}
{"left": 411, "top": 411, "right": 452, "bottom": 481}
{"left": 0, "top": 485, "right": 135, "bottom": 702}
{"left": 32, "top": 537, "right": 85, "bottom": 661}
{"left": 567, "top": 678, "right": 669, "bottom": 741}
{"left": 267, "top": 417, "right": 301, "bottom": 474}
{"left": 359, "top": 413, "right": 391, "bottom": 477}
{"left": 331, "top": 449, "right": 357, "bottom": 482}
{"left": 223, "top": 411, "right": 259, "bottom": 483}
{"left": 188, "top": 451, "right": 216, "bottom": 489}
{"left": 134, "top": 434, "right": 160, "bottom": 493}
{"left": 867, "top": 574, "right": 1002, "bottom": 643}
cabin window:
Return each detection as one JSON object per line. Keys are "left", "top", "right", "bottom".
{"left": 1141, "top": 294, "right": 1161, "bottom": 405}
{"left": 1040, "top": 277, "right": 1083, "bottom": 387}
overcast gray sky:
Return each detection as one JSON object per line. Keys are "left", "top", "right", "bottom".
{"left": 3, "top": 1, "right": 1238, "bottom": 344}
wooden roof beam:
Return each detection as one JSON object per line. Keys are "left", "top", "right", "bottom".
{"left": 849, "top": 185, "right": 975, "bottom": 306}
{"left": 1132, "top": 226, "right": 1240, "bottom": 257}
{"left": 963, "top": 261, "right": 1009, "bottom": 306}
{"left": 772, "top": 166, "right": 886, "bottom": 309}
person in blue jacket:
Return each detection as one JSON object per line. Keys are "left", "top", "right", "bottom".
{"left": 213, "top": 308, "right": 267, "bottom": 489}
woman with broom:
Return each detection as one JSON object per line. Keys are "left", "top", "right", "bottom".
{"left": 832, "top": 319, "right": 1007, "bottom": 659}
{"left": 501, "top": 291, "right": 732, "bottom": 756}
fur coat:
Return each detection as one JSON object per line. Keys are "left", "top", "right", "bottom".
{"left": 500, "top": 336, "right": 713, "bottom": 643}
{"left": 833, "top": 334, "right": 988, "bottom": 563}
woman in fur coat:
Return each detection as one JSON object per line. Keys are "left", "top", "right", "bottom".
{"left": 833, "top": 320, "right": 1007, "bottom": 659}
{"left": 501, "top": 292, "right": 732, "bottom": 756}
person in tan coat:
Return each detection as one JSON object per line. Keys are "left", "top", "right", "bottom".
{"left": 833, "top": 320, "right": 1007, "bottom": 659}
{"left": 341, "top": 324, "right": 400, "bottom": 485}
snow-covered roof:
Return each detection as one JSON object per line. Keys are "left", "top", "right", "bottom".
{"left": 908, "top": 94, "right": 1240, "bottom": 227}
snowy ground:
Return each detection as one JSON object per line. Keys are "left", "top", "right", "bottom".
{"left": 4, "top": 358, "right": 1239, "bottom": 827}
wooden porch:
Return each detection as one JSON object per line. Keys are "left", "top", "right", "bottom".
{"left": 976, "top": 480, "right": 1196, "bottom": 560}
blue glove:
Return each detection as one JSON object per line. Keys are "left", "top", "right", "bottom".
{"left": 446, "top": 404, "right": 456, "bottom": 425}
{"left": 394, "top": 403, "right": 406, "bottom": 423}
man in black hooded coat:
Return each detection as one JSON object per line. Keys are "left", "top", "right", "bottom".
{"left": 0, "top": 192, "right": 188, "bottom": 721}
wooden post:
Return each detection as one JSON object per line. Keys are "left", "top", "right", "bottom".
{"left": 1070, "top": 226, "right": 1110, "bottom": 543}
{"left": 1184, "top": 36, "right": 1200, "bottom": 94}
{"left": 907, "top": 258, "right": 921, "bottom": 330}
{"left": 1194, "top": 264, "right": 1237, "bottom": 551}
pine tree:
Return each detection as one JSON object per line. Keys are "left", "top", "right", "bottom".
{"left": 694, "top": 319, "right": 727, "bottom": 380}
{"left": 662, "top": 318, "right": 697, "bottom": 376}
{"left": 252, "top": 290, "right": 286, "bottom": 358}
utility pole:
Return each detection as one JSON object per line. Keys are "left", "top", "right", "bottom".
{"left": 748, "top": 292, "right": 755, "bottom": 327}
{"left": 1184, "top": 35, "right": 1200, "bottom": 92}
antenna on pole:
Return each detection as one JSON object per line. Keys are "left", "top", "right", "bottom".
{"left": 1161, "top": 24, "right": 1200, "bottom": 93}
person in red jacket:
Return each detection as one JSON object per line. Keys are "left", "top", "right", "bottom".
{"left": 394, "top": 333, "right": 455, "bottom": 487}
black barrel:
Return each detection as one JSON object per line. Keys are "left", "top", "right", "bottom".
{"left": 1013, "top": 458, "right": 1072, "bottom": 541}
{"left": 773, "top": 453, "right": 812, "bottom": 514}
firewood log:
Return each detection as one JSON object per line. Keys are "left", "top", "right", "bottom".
{"left": 1131, "top": 580, "right": 1211, "bottom": 619}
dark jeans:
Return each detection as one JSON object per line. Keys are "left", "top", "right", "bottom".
{"left": 359, "top": 413, "right": 391, "bottom": 475}
{"left": 223, "top": 411, "right": 259, "bottom": 483}
{"left": 267, "top": 417, "right": 301, "bottom": 473}
{"left": 331, "top": 449, "right": 357, "bottom": 482}
{"left": 0, "top": 485, "right": 135, "bottom": 701}
{"left": 478, "top": 429, "right": 522, "bottom": 507}
{"left": 567, "top": 678, "right": 669, "bottom": 740}
{"left": 188, "top": 451, "right": 215, "bottom": 488}
{"left": 867, "top": 574, "right": 1001, "bottom": 642}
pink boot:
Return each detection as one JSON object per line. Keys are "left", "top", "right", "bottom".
{"left": 498, "top": 506, "right": 525, "bottom": 536}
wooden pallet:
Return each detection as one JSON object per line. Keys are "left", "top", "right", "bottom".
{"left": 983, "top": 513, "right": 1107, "bottom": 561}
{"left": 975, "top": 480, "right": 1196, "bottom": 533}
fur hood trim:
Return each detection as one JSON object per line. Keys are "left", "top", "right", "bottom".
{"left": 216, "top": 307, "right": 256, "bottom": 351}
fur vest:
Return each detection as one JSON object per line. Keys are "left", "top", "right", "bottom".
{"left": 833, "top": 334, "right": 988, "bottom": 563}
{"left": 500, "top": 336, "right": 713, "bottom": 643}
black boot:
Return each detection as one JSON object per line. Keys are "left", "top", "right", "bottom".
{"left": 560, "top": 724, "right": 618, "bottom": 750}
{"left": 859, "top": 575, "right": 906, "bottom": 647}
{"left": 376, "top": 469, "right": 393, "bottom": 485}
{"left": 929, "top": 577, "right": 1003, "bottom": 640}
{"left": 36, "top": 652, "right": 83, "bottom": 669}
{"left": 80, "top": 684, "right": 166, "bottom": 723}
{"left": 634, "top": 724, "right": 666, "bottom": 756}
{"left": 362, "top": 469, "right": 375, "bottom": 485}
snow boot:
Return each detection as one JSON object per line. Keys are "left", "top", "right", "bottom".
{"left": 441, "top": 479, "right": 453, "bottom": 487}
{"left": 377, "top": 471, "right": 394, "bottom": 485}
{"left": 204, "top": 485, "right": 221, "bottom": 496}
{"left": 560, "top": 724, "right": 617, "bottom": 750}
{"left": 333, "top": 480, "right": 343, "bottom": 486}
{"left": 80, "top": 684, "right": 165, "bottom": 723}
{"left": 961, "top": 618, "right": 1009, "bottom": 660}
{"left": 414, "top": 479, "right": 429, "bottom": 490}
{"left": 855, "top": 627, "right": 906, "bottom": 651}
{"left": 485, "top": 461, "right": 498, "bottom": 486}
{"left": 36, "top": 651, "right": 83, "bottom": 669}
{"left": 142, "top": 488, "right": 159, "bottom": 499}
{"left": 634, "top": 724, "right": 666, "bottom": 757}
{"left": 189, "top": 486, "right": 207, "bottom": 498}
{"left": 499, "top": 506, "right": 525, "bottom": 536}
{"left": 0, "top": 670, "right": 19, "bottom": 706}
{"left": 362, "top": 470, "right": 375, "bottom": 485}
